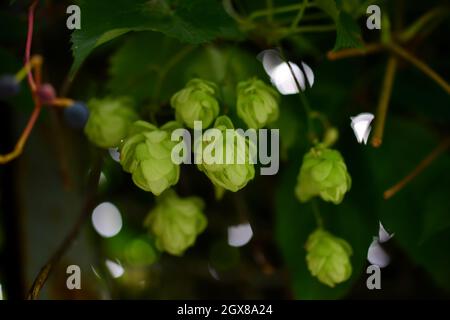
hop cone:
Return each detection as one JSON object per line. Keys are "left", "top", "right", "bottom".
{"left": 144, "top": 189, "right": 207, "bottom": 256}
{"left": 84, "top": 97, "right": 138, "bottom": 148}
{"left": 306, "top": 229, "right": 353, "bottom": 287}
{"left": 171, "top": 78, "right": 220, "bottom": 129}
{"left": 196, "top": 116, "right": 255, "bottom": 192}
{"left": 295, "top": 147, "right": 351, "bottom": 204}
{"left": 120, "top": 120, "right": 180, "bottom": 196}
{"left": 237, "top": 78, "right": 279, "bottom": 129}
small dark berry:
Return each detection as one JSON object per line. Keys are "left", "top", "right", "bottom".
{"left": 37, "top": 83, "right": 56, "bottom": 104}
{"left": 0, "top": 74, "right": 20, "bottom": 99}
{"left": 64, "top": 101, "right": 89, "bottom": 129}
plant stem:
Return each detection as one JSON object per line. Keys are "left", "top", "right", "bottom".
{"left": 281, "top": 24, "right": 335, "bottom": 38}
{"left": 0, "top": 1, "right": 42, "bottom": 165}
{"left": 287, "top": 60, "right": 314, "bottom": 138}
{"left": 15, "top": 55, "right": 42, "bottom": 82}
{"left": 277, "top": 45, "right": 316, "bottom": 142}
{"left": 327, "top": 43, "right": 384, "bottom": 60}
{"left": 249, "top": 2, "right": 314, "bottom": 20}
{"left": 387, "top": 43, "right": 450, "bottom": 94}
{"left": 399, "top": 6, "right": 450, "bottom": 43}
{"left": 27, "top": 150, "right": 104, "bottom": 299}
{"left": 0, "top": 102, "right": 42, "bottom": 164}
{"left": 223, "top": 0, "right": 252, "bottom": 26}
{"left": 26, "top": 0, "right": 39, "bottom": 91}
{"left": 266, "top": 0, "right": 273, "bottom": 23}
{"left": 290, "top": 0, "right": 308, "bottom": 29}
{"left": 371, "top": 56, "right": 398, "bottom": 148}
{"left": 384, "top": 137, "right": 450, "bottom": 199}
{"left": 311, "top": 200, "right": 324, "bottom": 228}
{"left": 153, "top": 45, "right": 194, "bottom": 105}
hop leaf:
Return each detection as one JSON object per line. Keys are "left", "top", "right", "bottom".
{"left": 144, "top": 189, "right": 207, "bottom": 256}
{"left": 295, "top": 147, "right": 351, "bottom": 204}
{"left": 306, "top": 229, "right": 353, "bottom": 287}
{"left": 120, "top": 120, "right": 180, "bottom": 196}
{"left": 237, "top": 78, "right": 279, "bottom": 129}
{"left": 171, "top": 78, "right": 220, "bottom": 129}
{"left": 84, "top": 97, "right": 139, "bottom": 148}
{"left": 196, "top": 116, "right": 255, "bottom": 192}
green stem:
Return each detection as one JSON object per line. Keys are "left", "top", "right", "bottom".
{"left": 279, "top": 24, "right": 335, "bottom": 39}
{"left": 290, "top": 0, "right": 308, "bottom": 29}
{"left": 279, "top": 48, "right": 317, "bottom": 143}
{"left": 312, "top": 200, "right": 324, "bottom": 228}
{"left": 310, "top": 111, "right": 331, "bottom": 131}
{"left": 266, "top": 0, "right": 273, "bottom": 23}
{"left": 153, "top": 45, "right": 195, "bottom": 104}
{"left": 223, "top": 0, "right": 250, "bottom": 25}
{"left": 249, "top": 2, "right": 315, "bottom": 20}
{"left": 271, "top": 12, "right": 328, "bottom": 24}
{"left": 399, "top": 5, "right": 450, "bottom": 42}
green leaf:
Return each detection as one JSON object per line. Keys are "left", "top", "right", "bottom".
{"left": 420, "top": 187, "right": 450, "bottom": 243}
{"left": 108, "top": 32, "right": 261, "bottom": 107}
{"left": 333, "top": 12, "right": 364, "bottom": 51}
{"left": 336, "top": 0, "right": 377, "bottom": 18}
{"left": 70, "top": 0, "right": 241, "bottom": 75}
{"left": 108, "top": 32, "right": 188, "bottom": 104}
{"left": 316, "top": 0, "right": 364, "bottom": 51}
{"left": 315, "top": 0, "right": 340, "bottom": 21}
{"left": 365, "top": 116, "right": 450, "bottom": 292}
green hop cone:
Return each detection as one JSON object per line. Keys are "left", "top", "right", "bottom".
{"left": 237, "top": 78, "right": 279, "bottom": 129}
{"left": 295, "top": 147, "right": 351, "bottom": 204}
{"left": 84, "top": 97, "right": 139, "bottom": 148}
{"left": 120, "top": 120, "right": 180, "bottom": 196}
{"left": 196, "top": 116, "right": 255, "bottom": 192}
{"left": 170, "top": 78, "right": 220, "bottom": 129}
{"left": 305, "top": 229, "right": 353, "bottom": 287}
{"left": 144, "top": 189, "right": 207, "bottom": 256}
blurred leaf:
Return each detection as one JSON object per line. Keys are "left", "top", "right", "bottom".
{"left": 316, "top": 0, "right": 363, "bottom": 51}
{"left": 270, "top": 103, "right": 301, "bottom": 160}
{"left": 183, "top": 46, "right": 264, "bottom": 109}
{"left": 316, "top": 0, "right": 339, "bottom": 21}
{"left": 71, "top": 0, "right": 241, "bottom": 75}
{"left": 365, "top": 117, "right": 450, "bottom": 292}
{"left": 336, "top": 0, "right": 377, "bottom": 18}
{"left": 420, "top": 187, "right": 450, "bottom": 243}
{"left": 209, "top": 240, "right": 240, "bottom": 271}
{"left": 333, "top": 12, "right": 364, "bottom": 51}
{"left": 108, "top": 32, "right": 187, "bottom": 104}
{"left": 108, "top": 32, "right": 262, "bottom": 108}
{"left": 392, "top": 69, "right": 450, "bottom": 124}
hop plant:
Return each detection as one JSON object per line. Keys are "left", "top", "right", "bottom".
{"left": 120, "top": 120, "right": 180, "bottom": 196}
{"left": 237, "top": 78, "right": 279, "bottom": 129}
{"left": 144, "top": 189, "right": 207, "bottom": 256}
{"left": 295, "top": 146, "right": 351, "bottom": 204}
{"left": 196, "top": 116, "right": 255, "bottom": 192}
{"left": 170, "top": 78, "right": 220, "bottom": 129}
{"left": 306, "top": 229, "right": 353, "bottom": 287}
{"left": 84, "top": 97, "right": 139, "bottom": 148}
